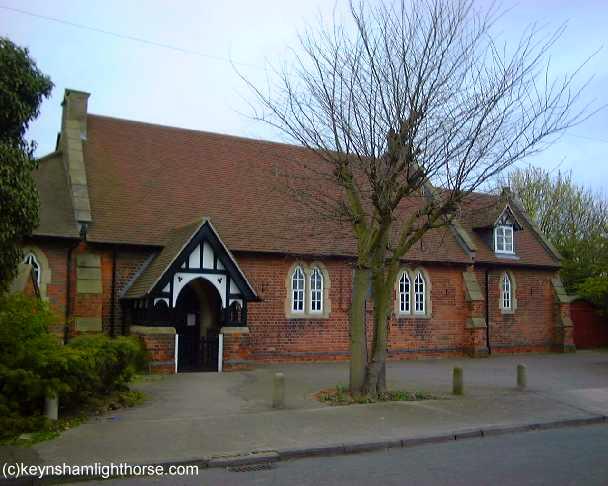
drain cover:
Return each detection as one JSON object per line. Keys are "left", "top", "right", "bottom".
{"left": 227, "top": 462, "right": 275, "bottom": 473}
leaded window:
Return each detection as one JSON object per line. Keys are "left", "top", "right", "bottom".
{"left": 495, "top": 225, "right": 514, "bottom": 254}
{"left": 291, "top": 266, "right": 305, "bottom": 312}
{"left": 23, "top": 253, "right": 41, "bottom": 285}
{"left": 414, "top": 272, "right": 426, "bottom": 314}
{"left": 310, "top": 267, "right": 323, "bottom": 313}
{"left": 399, "top": 272, "right": 411, "bottom": 313}
{"left": 502, "top": 273, "right": 512, "bottom": 310}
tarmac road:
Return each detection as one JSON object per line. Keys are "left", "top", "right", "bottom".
{"left": 73, "top": 423, "right": 608, "bottom": 486}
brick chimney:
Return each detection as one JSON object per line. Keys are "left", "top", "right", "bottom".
{"left": 61, "top": 89, "right": 92, "bottom": 226}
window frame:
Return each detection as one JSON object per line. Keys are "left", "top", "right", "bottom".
{"left": 398, "top": 271, "right": 411, "bottom": 314}
{"left": 291, "top": 266, "right": 305, "bottom": 313}
{"left": 494, "top": 225, "right": 515, "bottom": 254}
{"left": 229, "top": 301, "right": 243, "bottom": 322}
{"left": 309, "top": 267, "right": 324, "bottom": 314}
{"left": 23, "top": 253, "right": 41, "bottom": 285}
{"left": 501, "top": 273, "right": 512, "bottom": 311}
{"left": 414, "top": 271, "right": 426, "bottom": 315}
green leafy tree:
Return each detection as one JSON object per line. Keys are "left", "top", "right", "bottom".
{"left": 578, "top": 276, "right": 608, "bottom": 313}
{"left": 0, "top": 37, "right": 52, "bottom": 292}
{"left": 505, "top": 166, "right": 608, "bottom": 312}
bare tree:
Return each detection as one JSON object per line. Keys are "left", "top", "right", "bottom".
{"left": 243, "top": 0, "right": 591, "bottom": 396}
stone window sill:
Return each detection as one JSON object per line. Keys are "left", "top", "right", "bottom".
{"left": 396, "top": 313, "right": 432, "bottom": 321}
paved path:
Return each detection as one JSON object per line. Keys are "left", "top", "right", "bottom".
{"left": 72, "top": 424, "right": 608, "bottom": 486}
{"left": 4, "top": 351, "right": 608, "bottom": 468}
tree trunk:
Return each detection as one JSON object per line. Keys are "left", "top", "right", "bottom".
{"left": 349, "top": 265, "right": 369, "bottom": 396}
{"left": 363, "top": 267, "right": 392, "bottom": 396}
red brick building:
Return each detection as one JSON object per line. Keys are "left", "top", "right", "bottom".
{"left": 24, "top": 89, "right": 575, "bottom": 373}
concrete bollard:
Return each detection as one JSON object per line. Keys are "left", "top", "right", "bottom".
{"left": 272, "top": 372, "right": 285, "bottom": 409}
{"left": 517, "top": 364, "right": 527, "bottom": 390}
{"left": 453, "top": 367, "right": 463, "bottom": 395}
{"left": 44, "top": 394, "right": 58, "bottom": 421}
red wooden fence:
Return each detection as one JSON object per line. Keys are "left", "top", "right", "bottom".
{"left": 571, "top": 300, "right": 608, "bottom": 349}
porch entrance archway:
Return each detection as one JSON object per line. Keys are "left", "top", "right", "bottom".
{"left": 174, "top": 277, "right": 222, "bottom": 372}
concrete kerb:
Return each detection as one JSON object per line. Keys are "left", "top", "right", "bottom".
{"left": 207, "top": 451, "right": 280, "bottom": 468}
{"left": 9, "top": 416, "right": 607, "bottom": 484}
{"left": 212, "top": 415, "right": 607, "bottom": 465}
{"left": 210, "top": 416, "right": 607, "bottom": 466}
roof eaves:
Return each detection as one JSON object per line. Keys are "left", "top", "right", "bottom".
{"left": 421, "top": 181, "right": 477, "bottom": 260}
{"left": 205, "top": 220, "right": 258, "bottom": 299}
{"left": 120, "top": 252, "right": 158, "bottom": 298}
{"left": 31, "top": 230, "right": 80, "bottom": 239}
{"left": 449, "top": 219, "right": 477, "bottom": 258}
{"left": 36, "top": 150, "right": 62, "bottom": 163}
{"left": 144, "top": 218, "right": 208, "bottom": 296}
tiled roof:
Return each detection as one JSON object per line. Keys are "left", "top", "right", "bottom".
{"left": 124, "top": 218, "right": 205, "bottom": 298}
{"left": 33, "top": 114, "right": 560, "bottom": 268}
{"left": 459, "top": 193, "right": 560, "bottom": 267}
{"left": 79, "top": 115, "right": 470, "bottom": 263}
{"left": 124, "top": 218, "right": 259, "bottom": 299}
{"left": 467, "top": 196, "right": 522, "bottom": 230}
{"left": 32, "top": 152, "right": 80, "bottom": 239}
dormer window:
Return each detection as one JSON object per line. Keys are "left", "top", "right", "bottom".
{"left": 495, "top": 225, "right": 514, "bottom": 254}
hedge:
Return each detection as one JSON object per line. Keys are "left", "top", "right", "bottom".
{"left": 0, "top": 293, "right": 146, "bottom": 440}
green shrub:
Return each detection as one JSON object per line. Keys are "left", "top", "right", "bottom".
{"left": 0, "top": 294, "right": 62, "bottom": 418}
{"left": 577, "top": 276, "right": 608, "bottom": 315}
{"left": 0, "top": 293, "right": 58, "bottom": 366}
{"left": 64, "top": 335, "right": 146, "bottom": 407}
{"left": 0, "top": 293, "right": 146, "bottom": 440}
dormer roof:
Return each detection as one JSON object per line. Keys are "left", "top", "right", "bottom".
{"left": 471, "top": 204, "right": 523, "bottom": 231}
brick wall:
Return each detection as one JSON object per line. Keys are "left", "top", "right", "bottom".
{"left": 388, "top": 265, "right": 468, "bottom": 359}
{"left": 131, "top": 326, "right": 176, "bottom": 374}
{"left": 241, "top": 256, "right": 561, "bottom": 362}
{"left": 476, "top": 267, "right": 558, "bottom": 353}
{"left": 239, "top": 255, "right": 472, "bottom": 362}
{"left": 42, "top": 241, "right": 71, "bottom": 335}
{"left": 69, "top": 242, "right": 103, "bottom": 336}
{"left": 98, "top": 246, "right": 155, "bottom": 335}
{"left": 222, "top": 328, "right": 253, "bottom": 370}
{"left": 25, "top": 240, "right": 155, "bottom": 338}
{"left": 239, "top": 255, "right": 353, "bottom": 362}
{"left": 68, "top": 244, "right": 155, "bottom": 337}
{"left": 21, "top": 239, "right": 72, "bottom": 336}
{"left": 28, "top": 238, "right": 564, "bottom": 364}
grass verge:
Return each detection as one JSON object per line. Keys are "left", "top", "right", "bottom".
{"left": 1, "top": 389, "right": 146, "bottom": 447}
{"left": 315, "top": 384, "right": 439, "bottom": 406}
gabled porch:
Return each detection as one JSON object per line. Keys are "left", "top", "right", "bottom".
{"left": 121, "top": 218, "right": 257, "bottom": 372}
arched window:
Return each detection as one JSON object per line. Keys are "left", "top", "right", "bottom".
{"left": 414, "top": 271, "right": 426, "bottom": 314}
{"left": 154, "top": 299, "right": 169, "bottom": 309}
{"left": 291, "top": 266, "right": 305, "bottom": 312}
{"left": 229, "top": 301, "right": 242, "bottom": 322}
{"left": 23, "top": 253, "right": 41, "bottom": 285}
{"left": 310, "top": 267, "right": 323, "bottom": 313}
{"left": 501, "top": 273, "right": 512, "bottom": 310}
{"left": 399, "top": 271, "right": 411, "bottom": 313}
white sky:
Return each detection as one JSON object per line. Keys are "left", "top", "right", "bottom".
{"left": 1, "top": 0, "right": 607, "bottom": 191}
